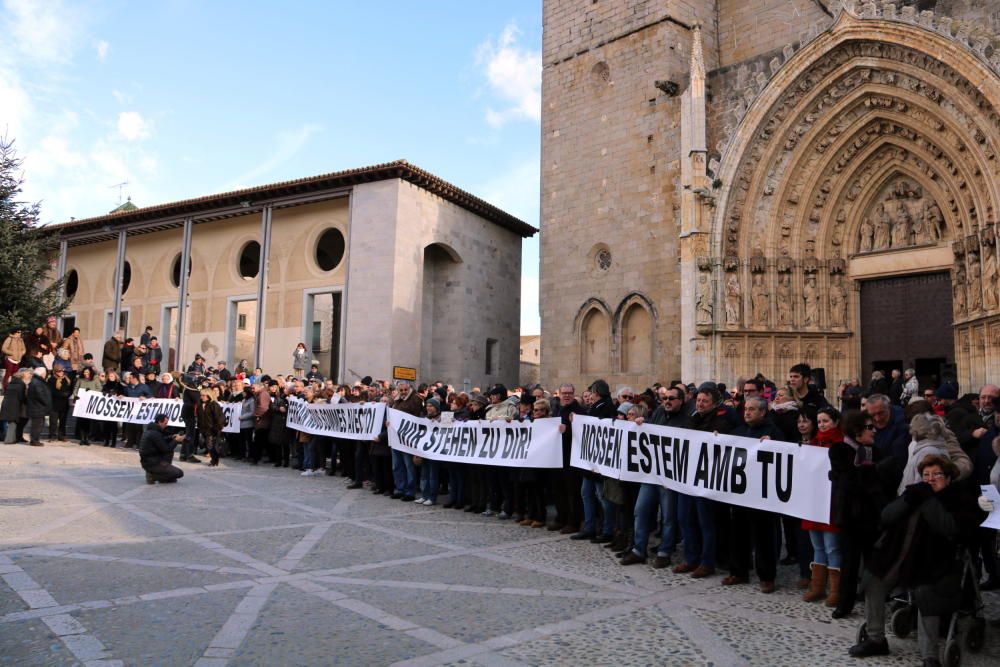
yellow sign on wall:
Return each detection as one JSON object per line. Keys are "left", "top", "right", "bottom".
{"left": 392, "top": 366, "right": 417, "bottom": 381}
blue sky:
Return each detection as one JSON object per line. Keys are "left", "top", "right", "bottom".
{"left": 1, "top": 0, "right": 542, "bottom": 333}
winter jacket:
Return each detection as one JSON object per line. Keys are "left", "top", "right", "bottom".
{"left": 829, "top": 437, "right": 886, "bottom": 540}
{"left": 102, "top": 338, "right": 122, "bottom": 371}
{"left": 2, "top": 335, "right": 26, "bottom": 363}
{"left": 47, "top": 374, "right": 74, "bottom": 409}
{"left": 392, "top": 390, "right": 424, "bottom": 417}
{"left": 26, "top": 376, "right": 53, "bottom": 418}
{"left": 72, "top": 376, "right": 103, "bottom": 400}
{"left": 253, "top": 390, "right": 272, "bottom": 429}
{"left": 139, "top": 425, "right": 176, "bottom": 469}
{"left": 292, "top": 348, "right": 309, "bottom": 370}
{"left": 240, "top": 395, "right": 256, "bottom": 430}
{"left": 122, "top": 382, "right": 152, "bottom": 399}
{"left": 268, "top": 394, "right": 288, "bottom": 445}
{"left": 66, "top": 336, "right": 85, "bottom": 369}
{"left": 197, "top": 399, "right": 225, "bottom": 437}
{"left": 867, "top": 480, "right": 986, "bottom": 615}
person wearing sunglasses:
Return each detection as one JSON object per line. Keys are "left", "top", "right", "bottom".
{"left": 828, "top": 409, "right": 888, "bottom": 620}
{"left": 849, "top": 454, "right": 985, "bottom": 664}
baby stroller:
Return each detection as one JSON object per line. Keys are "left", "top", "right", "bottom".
{"left": 857, "top": 547, "right": 986, "bottom": 666}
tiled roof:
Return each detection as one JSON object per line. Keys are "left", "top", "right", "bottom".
{"left": 47, "top": 160, "right": 536, "bottom": 238}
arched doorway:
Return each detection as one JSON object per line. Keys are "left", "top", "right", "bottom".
{"left": 692, "top": 5, "right": 1000, "bottom": 391}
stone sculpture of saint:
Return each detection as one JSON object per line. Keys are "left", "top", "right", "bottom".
{"left": 858, "top": 217, "right": 874, "bottom": 253}
{"left": 925, "top": 201, "right": 943, "bottom": 242}
{"left": 696, "top": 273, "right": 713, "bottom": 325}
{"left": 983, "top": 244, "right": 998, "bottom": 311}
{"left": 873, "top": 206, "right": 891, "bottom": 250}
{"left": 750, "top": 273, "right": 769, "bottom": 327}
{"left": 776, "top": 273, "right": 793, "bottom": 326}
{"left": 968, "top": 252, "right": 983, "bottom": 312}
{"left": 803, "top": 275, "right": 819, "bottom": 327}
{"left": 724, "top": 273, "right": 741, "bottom": 326}
{"left": 954, "top": 268, "right": 967, "bottom": 317}
{"left": 889, "top": 199, "right": 911, "bottom": 248}
{"left": 829, "top": 274, "right": 847, "bottom": 328}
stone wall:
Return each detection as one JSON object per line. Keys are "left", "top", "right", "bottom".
{"left": 540, "top": 2, "right": 711, "bottom": 392}
{"left": 717, "top": 0, "right": 833, "bottom": 68}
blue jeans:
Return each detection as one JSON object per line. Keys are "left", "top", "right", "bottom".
{"left": 581, "top": 476, "right": 614, "bottom": 535}
{"left": 677, "top": 493, "right": 716, "bottom": 567}
{"left": 391, "top": 448, "right": 416, "bottom": 496}
{"left": 633, "top": 484, "right": 677, "bottom": 557}
{"left": 303, "top": 436, "right": 319, "bottom": 470}
{"left": 421, "top": 459, "right": 440, "bottom": 502}
{"left": 809, "top": 530, "right": 842, "bottom": 569}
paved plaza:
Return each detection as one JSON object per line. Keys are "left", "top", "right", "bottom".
{"left": 0, "top": 443, "right": 998, "bottom": 667}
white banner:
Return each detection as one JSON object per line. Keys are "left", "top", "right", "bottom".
{"left": 387, "top": 408, "right": 563, "bottom": 468}
{"left": 286, "top": 398, "right": 386, "bottom": 440}
{"left": 72, "top": 389, "right": 241, "bottom": 434}
{"left": 571, "top": 415, "right": 832, "bottom": 523}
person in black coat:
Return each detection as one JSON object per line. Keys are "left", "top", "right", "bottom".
{"left": 139, "top": 415, "right": 185, "bottom": 484}
{"left": 723, "top": 397, "right": 787, "bottom": 593}
{"left": 674, "top": 385, "right": 732, "bottom": 578}
{"left": 849, "top": 454, "right": 986, "bottom": 662}
{"left": 572, "top": 380, "right": 617, "bottom": 542}
{"left": 47, "top": 367, "right": 74, "bottom": 441}
{"left": 1, "top": 368, "right": 31, "bottom": 443}
{"left": 26, "top": 368, "right": 53, "bottom": 446}
{"left": 829, "top": 409, "right": 890, "bottom": 619}
{"left": 549, "top": 384, "right": 588, "bottom": 533}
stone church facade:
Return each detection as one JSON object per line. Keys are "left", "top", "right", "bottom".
{"left": 540, "top": 0, "right": 1000, "bottom": 393}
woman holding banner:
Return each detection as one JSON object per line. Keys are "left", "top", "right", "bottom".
{"left": 70, "top": 367, "right": 102, "bottom": 445}
{"left": 100, "top": 370, "right": 124, "bottom": 447}
{"left": 802, "top": 406, "right": 843, "bottom": 607}
{"left": 441, "top": 393, "right": 471, "bottom": 509}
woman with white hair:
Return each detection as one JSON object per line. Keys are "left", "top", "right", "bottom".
{"left": 898, "top": 412, "right": 972, "bottom": 494}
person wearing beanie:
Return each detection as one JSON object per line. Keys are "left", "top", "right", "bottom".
{"left": 415, "top": 398, "right": 443, "bottom": 506}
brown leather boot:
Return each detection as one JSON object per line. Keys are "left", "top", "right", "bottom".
{"left": 825, "top": 567, "right": 841, "bottom": 607}
{"left": 803, "top": 563, "right": 828, "bottom": 602}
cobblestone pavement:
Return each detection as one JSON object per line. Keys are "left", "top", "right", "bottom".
{"left": 1, "top": 443, "right": 998, "bottom": 667}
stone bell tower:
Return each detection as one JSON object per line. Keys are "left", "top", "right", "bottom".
{"left": 540, "top": 0, "right": 718, "bottom": 391}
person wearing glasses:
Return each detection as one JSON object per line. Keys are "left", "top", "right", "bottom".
{"left": 848, "top": 454, "right": 985, "bottom": 664}
{"left": 829, "top": 410, "right": 889, "bottom": 619}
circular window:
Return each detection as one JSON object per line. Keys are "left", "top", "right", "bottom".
{"left": 65, "top": 269, "right": 78, "bottom": 299}
{"left": 596, "top": 248, "right": 612, "bottom": 271}
{"left": 239, "top": 241, "right": 260, "bottom": 280}
{"left": 121, "top": 262, "right": 132, "bottom": 294}
{"left": 315, "top": 228, "right": 345, "bottom": 271}
{"left": 170, "top": 254, "right": 192, "bottom": 288}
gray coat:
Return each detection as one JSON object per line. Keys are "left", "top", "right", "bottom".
{"left": 0, "top": 376, "right": 26, "bottom": 421}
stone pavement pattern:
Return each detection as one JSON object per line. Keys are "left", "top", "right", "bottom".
{"left": 1, "top": 443, "right": 998, "bottom": 666}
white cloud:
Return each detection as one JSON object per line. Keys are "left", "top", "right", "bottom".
{"left": 0, "top": 68, "right": 32, "bottom": 139}
{"left": 96, "top": 40, "right": 109, "bottom": 62}
{"left": 222, "top": 123, "right": 324, "bottom": 190}
{"left": 475, "top": 23, "right": 541, "bottom": 127}
{"left": 2, "top": 0, "right": 81, "bottom": 64}
{"left": 117, "top": 111, "right": 151, "bottom": 140}
{"left": 111, "top": 89, "right": 131, "bottom": 104}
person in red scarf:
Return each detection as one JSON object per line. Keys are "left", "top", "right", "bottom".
{"left": 802, "top": 405, "right": 843, "bottom": 607}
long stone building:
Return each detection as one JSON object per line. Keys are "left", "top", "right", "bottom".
{"left": 48, "top": 161, "right": 535, "bottom": 387}
{"left": 540, "top": 0, "right": 1000, "bottom": 393}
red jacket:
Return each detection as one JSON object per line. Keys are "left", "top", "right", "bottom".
{"left": 801, "top": 426, "right": 842, "bottom": 533}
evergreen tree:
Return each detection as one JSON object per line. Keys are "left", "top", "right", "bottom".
{"left": 0, "top": 137, "right": 68, "bottom": 333}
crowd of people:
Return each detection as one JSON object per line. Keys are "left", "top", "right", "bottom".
{"left": 2, "top": 325, "right": 999, "bottom": 666}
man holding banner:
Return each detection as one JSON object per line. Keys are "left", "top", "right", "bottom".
{"left": 724, "top": 396, "right": 786, "bottom": 593}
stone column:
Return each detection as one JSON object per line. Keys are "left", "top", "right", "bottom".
{"left": 175, "top": 217, "right": 193, "bottom": 370}
{"left": 679, "top": 23, "right": 715, "bottom": 381}
{"left": 253, "top": 206, "right": 273, "bottom": 369}
{"left": 111, "top": 230, "right": 127, "bottom": 337}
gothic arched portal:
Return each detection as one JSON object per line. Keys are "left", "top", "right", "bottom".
{"left": 698, "top": 6, "right": 1000, "bottom": 390}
